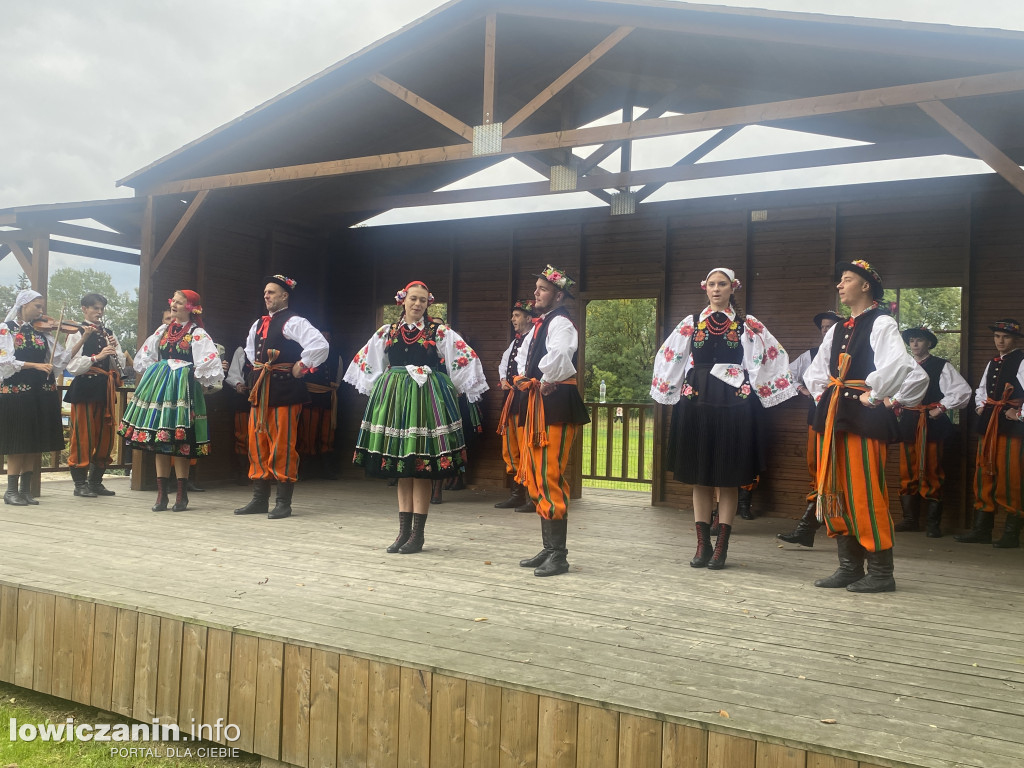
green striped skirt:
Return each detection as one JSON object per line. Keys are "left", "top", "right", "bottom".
{"left": 118, "top": 360, "right": 209, "bottom": 457}
{"left": 353, "top": 367, "right": 466, "bottom": 478}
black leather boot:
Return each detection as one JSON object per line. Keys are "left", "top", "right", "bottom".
{"left": 151, "top": 477, "right": 169, "bottom": 511}
{"left": 185, "top": 464, "right": 205, "bottom": 492}
{"left": 520, "top": 517, "right": 552, "bottom": 568}
{"left": 847, "top": 548, "right": 896, "bottom": 593}
{"left": 399, "top": 513, "right": 426, "bottom": 553}
{"left": 88, "top": 463, "right": 115, "bottom": 496}
{"left": 690, "top": 521, "right": 713, "bottom": 568}
{"left": 19, "top": 471, "right": 39, "bottom": 505}
{"left": 4, "top": 474, "right": 27, "bottom": 506}
{"left": 954, "top": 510, "right": 994, "bottom": 543}
{"left": 171, "top": 478, "right": 189, "bottom": 511}
{"left": 535, "top": 518, "right": 569, "bottom": 577}
{"left": 387, "top": 511, "right": 414, "bottom": 553}
{"left": 737, "top": 488, "right": 755, "bottom": 520}
{"left": 71, "top": 466, "right": 97, "bottom": 498}
{"left": 494, "top": 480, "right": 526, "bottom": 509}
{"left": 993, "top": 512, "right": 1022, "bottom": 549}
{"left": 515, "top": 498, "right": 536, "bottom": 514}
{"left": 430, "top": 479, "right": 443, "bottom": 505}
{"left": 925, "top": 500, "right": 943, "bottom": 538}
{"left": 777, "top": 500, "right": 820, "bottom": 546}
{"left": 814, "top": 535, "right": 865, "bottom": 588}
{"left": 708, "top": 523, "right": 732, "bottom": 569}
{"left": 268, "top": 482, "right": 294, "bottom": 519}
{"left": 893, "top": 494, "right": 919, "bottom": 532}
{"left": 234, "top": 479, "right": 270, "bottom": 515}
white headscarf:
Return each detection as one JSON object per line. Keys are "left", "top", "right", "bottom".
{"left": 3, "top": 289, "right": 42, "bottom": 324}
{"left": 700, "top": 268, "right": 741, "bottom": 291}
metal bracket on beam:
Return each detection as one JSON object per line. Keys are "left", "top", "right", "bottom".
{"left": 550, "top": 165, "right": 578, "bottom": 191}
{"left": 610, "top": 191, "right": 636, "bottom": 216}
{"left": 473, "top": 123, "right": 503, "bottom": 156}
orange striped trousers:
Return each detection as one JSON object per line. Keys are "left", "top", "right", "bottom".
{"left": 899, "top": 440, "right": 945, "bottom": 500}
{"left": 247, "top": 404, "right": 303, "bottom": 483}
{"left": 523, "top": 423, "right": 578, "bottom": 521}
{"left": 296, "top": 406, "right": 335, "bottom": 456}
{"left": 500, "top": 414, "right": 522, "bottom": 476}
{"left": 973, "top": 435, "right": 1024, "bottom": 514}
{"left": 805, "top": 425, "right": 818, "bottom": 503}
{"left": 819, "top": 431, "right": 894, "bottom": 552}
{"left": 67, "top": 402, "right": 115, "bottom": 468}
{"left": 233, "top": 411, "right": 250, "bottom": 456}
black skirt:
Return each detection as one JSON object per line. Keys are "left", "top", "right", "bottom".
{"left": 666, "top": 364, "right": 764, "bottom": 487}
{"left": 0, "top": 382, "right": 65, "bottom": 454}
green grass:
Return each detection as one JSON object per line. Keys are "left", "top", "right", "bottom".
{"left": 0, "top": 682, "right": 258, "bottom": 768}
{"left": 581, "top": 409, "right": 654, "bottom": 492}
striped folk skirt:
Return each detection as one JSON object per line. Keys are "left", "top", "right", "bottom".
{"left": 352, "top": 367, "right": 466, "bottom": 478}
{"left": 118, "top": 360, "right": 209, "bottom": 457}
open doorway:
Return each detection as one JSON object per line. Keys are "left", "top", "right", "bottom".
{"left": 579, "top": 298, "right": 658, "bottom": 496}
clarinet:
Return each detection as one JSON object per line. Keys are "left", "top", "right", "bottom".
{"left": 95, "top": 322, "right": 128, "bottom": 378}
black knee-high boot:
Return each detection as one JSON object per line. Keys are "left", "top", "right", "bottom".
{"left": 171, "top": 478, "right": 189, "bottom": 511}
{"left": 520, "top": 517, "right": 552, "bottom": 568}
{"left": 690, "top": 521, "right": 712, "bottom": 568}
{"left": 4, "top": 474, "right": 27, "bottom": 506}
{"left": 534, "top": 518, "right": 569, "bottom": 577}
{"left": 814, "top": 535, "right": 865, "bottom": 588}
{"left": 19, "top": 471, "right": 39, "bottom": 505}
{"left": 777, "top": 500, "right": 820, "bottom": 546}
{"left": 399, "top": 514, "right": 427, "bottom": 554}
{"left": 387, "top": 512, "right": 414, "bottom": 553}
{"left": 151, "top": 477, "right": 169, "bottom": 511}
{"left": 708, "top": 523, "right": 732, "bottom": 570}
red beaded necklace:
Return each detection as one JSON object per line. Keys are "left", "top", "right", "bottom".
{"left": 399, "top": 321, "right": 426, "bottom": 345}
{"left": 704, "top": 310, "right": 732, "bottom": 335}
{"left": 162, "top": 320, "right": 190, "bottom": 346}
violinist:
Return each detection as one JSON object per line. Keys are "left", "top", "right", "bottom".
{"left": 0, "top": 289, "right": 72, "bottom": 506}
{"left": 64, "top": 293, "right": 126, "bottom": 498}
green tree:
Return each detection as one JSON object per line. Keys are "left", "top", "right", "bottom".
{"left": 46, "top": 267, "right": 140, "bottom": 355}
{"left": 584, "top": 298, "right": 658, "bottom": 402}
{"left": 885, "top": 286, "right": 963, "bottom": 367}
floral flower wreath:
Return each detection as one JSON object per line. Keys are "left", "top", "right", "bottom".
{"left": 267, "top": 274, "right": 298, "bottom": 291}
{"left": 848, "top": 259, "right": 881, "bottom": 284}
{"left": 699, "top": 267, "right": 741, "bottom": 291}
{"left": 538, "top": 264, "right": 575, "bottom": 294}
{"left": 513, "top": 299, "right": 535, "bottom": 313}
{"left": 395, "top": 281, "right": 435, "bottom": 306}
{"left": 170, "top": 290, "right": 203, "bottom": 315}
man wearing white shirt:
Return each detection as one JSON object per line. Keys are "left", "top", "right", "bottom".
{"left": 494, "top": 298, "right": 535, "bottom": 511}
{"left": 803, "top": 260, "right": 927, "bottom": 593}
{"left": 234, "top": 275, "right": 329, "bottom": 519}
{"left": 513, "top": 265, "right": 590, "bottom": 577}
{"left": 890, "top": 326, "right": 971, "bottom": 537}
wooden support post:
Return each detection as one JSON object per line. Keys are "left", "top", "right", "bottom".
{"left": 482, "top": 14, "right": 496, "bottom": 125}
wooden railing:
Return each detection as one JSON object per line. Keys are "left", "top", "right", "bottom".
{"left": 0, "top": 385, "right": 135, "bottom": 474}
{"left": 581, "top": 401, "right": 655, "bottom": 485}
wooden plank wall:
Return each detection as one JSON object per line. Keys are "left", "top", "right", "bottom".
{"left": 0, "top": 582, "right": 921, "bottom": 768}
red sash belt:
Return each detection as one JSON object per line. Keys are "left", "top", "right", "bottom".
{"left": 980, "top": 383, "right": 1023, "bottom": 476}
{"left": 903, "top": 401, "right": 942, "bottom": 482}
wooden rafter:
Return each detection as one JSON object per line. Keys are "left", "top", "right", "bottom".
{"left": 45, "top": 222, "right": 138, "bottom": 249}
{"left": 501, "top": 26, "right": 634, "bottom": 137}
{"left": 319, "top": 138, "right": 957, "bottom": 215}
{"left": 152, "top": 190, "right": 209, "bottom": 273}
{"left": 369, "top": 74, "right": 474, "bottom": 142}
{"left": 0, "top": 236, "right": 33, "bottom": 276}
{"left": 917, "top": 100, "right": 1024, "bottom": 195}
{"left": 145, "top": 69, "right": 1024, "bottom": 198}
{"left": 483, "top": 13, "right": 496, "bottom": 125}
{"left": 514, "top": 153, "right": 613, "bottom": 204}
{"left": 635, "top": 126, "right": 742, "bottom": 202}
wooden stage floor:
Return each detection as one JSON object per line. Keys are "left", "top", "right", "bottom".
{"left": 1, "top": 477, "right": 1021, "bottom": 768}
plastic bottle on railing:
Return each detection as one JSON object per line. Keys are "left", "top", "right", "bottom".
{"left": 599, "top": 380, "right": 606, "bottom": 403}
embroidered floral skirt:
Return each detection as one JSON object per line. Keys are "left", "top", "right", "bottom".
{"left": 0, "top": 379, "right": 64, "bottom": 454}
{"left": 118, "top": 360, "right": 209, "bottom": 457}
{"left": 353, "top": 367, "right": 467, "bottom": 478}
{"left": 667, "top": 364, "right": 764, "bottom": 487}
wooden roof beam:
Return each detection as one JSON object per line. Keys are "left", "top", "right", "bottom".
{"left": 145, "top": 69, "right": 1024, "bottom": 197}
{"left": 320, "top": 137, "right": 959, "bottom": 215}
{"left": 515, "top": 153, "right": 613, "bottom": 204}
{"left": 0, "top": 236, "right": 33, "bottom": 276}
{"left": 482, "top": 13, "right": 496, "bottom": 125}
{"left": 501, "top": 26, "right": 634, "bottom": 137}
{"left": 918, "top": 100, "right": 1024, "bottom": 196}
{"left": 44, "top": 222, "right": 139, "bottom": 249}
{"left": 151, "top": 190, "right": 209, "bottom": 273}
{"left": 369, "top": 74, "right": 474, "bottom": 142}
{"left": 635, "top": 126, "right": 742, "bottom": 202}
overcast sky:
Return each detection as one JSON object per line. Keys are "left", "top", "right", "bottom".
{"left": 3, "top": 0, "right": 1024, "bottom": 291}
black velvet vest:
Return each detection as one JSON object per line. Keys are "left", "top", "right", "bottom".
{"left": 976, "top": 348, "right": 1024, "bottom": 438}
{"left": 247, "top": 309, "right": 309, "bottom": 407}
{"left": 812, "top": 307, "right": 899, "bottom": 442}
{"left": 384, "top": 321, "right": 442, "bottom": 368}
{"left": 519, "top": 307, "right": 589, "bottom": 425}
{"left": 65, "top": 330, "right": 114, "bottom": 404}
{"left": 897, "top": 356, "right": 955, "bottom": 443}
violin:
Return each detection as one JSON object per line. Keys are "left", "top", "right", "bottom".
{"left": 30, "top": 315, "right": 89, "bottom": 334}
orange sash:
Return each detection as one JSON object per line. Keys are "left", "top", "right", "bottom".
{"left": 305, "top": 381, "right": 338, "bottom": 426}
{"left": 248, "top": 350, "right": 292, "bottom": 433}
{"left": 86, "top": 365, "right": 122, "bottom": 426}
{"left": 815, "top": 352, "right": 868, "bottom": 521}
{"left": 511, "top": 376, "right": 576, "bottom": 486}
{"left": 902, "top": 401, "right": 942, "bottom": 483}
{"left": 980, "top": 383, "right": 1023, "bottom": 476}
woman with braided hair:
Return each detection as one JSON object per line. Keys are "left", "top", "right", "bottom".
{"left": 119, "top": 290, "right": 224, "bottom": 512}
{"left": 345, "top": 281, "right": 488, "bottom": 554}
{"left": 651, "top": 268, "right": 797, "bottom": 569}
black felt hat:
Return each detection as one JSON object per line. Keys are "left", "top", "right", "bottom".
{"left": 813, "top": 310, "right": 843, "bottom": 330}
{"left": 901, "top": 326, "right": 938, "bottom": 349}
{"left": 834, "top": 259, "right": 884, "bottom": 301}
{"left": 989, "top": 318, "right": 1024, "bottom": 338}
{"left": 264, "top": 274, "right": 297, "bottom": 294}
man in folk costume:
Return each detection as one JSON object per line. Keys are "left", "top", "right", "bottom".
{"left": 804, "top": 260, "right": 927, "bottom": 593}
{"left": 513, "top": 266, "right": 590, "bottom": 577}
{"left": 889, "top": 326, "right": 971, "bottom": 538}
{"left": 777, "top": 310, "right": 843, "bottom": 546}
{"left": 234, "top": 275, "right": 328, "bottom": 519}
{"left": 956, "top": 319, "right": 1024, "bottom": 548}
{"left": 494, "top": 298, "right": 536, "bottom": 511}
{"left": 64, "top": 293, "right": 126, "bottom": 498}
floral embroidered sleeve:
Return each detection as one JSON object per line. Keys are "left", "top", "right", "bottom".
{"left": 650, "top": 315, "right": 695, "bottom": 405}
{"left": 191, "top": 328, "right": 225, "bottom": 386}
{"left": 743, "top": 315, "right": 798, "bottom": 408}
{"left": 134, "top": 327, "right": 164, "bottom": 374}
{"left": 343, "top": 324, "right": 389, "bottom": 396}
{"left": 437, "top": 324, "right": 489, "bottom": 403}
{"left": 0, "top": 325, "right": 23, "bottom": 381}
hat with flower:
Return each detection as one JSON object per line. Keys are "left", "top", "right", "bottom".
{"left": 395, "top": 281, "right": 435, "bottom": 306}
{"left": 265, "top": 275, "right": 298, "bottom": 294}
{"left": 534, "top": 264, "right": 575, "bottom": 297}
{"left": 989, "top": 318, "right": 1023, "bottom": 338}
{"left": 901, "top": 326, "right": 938, "bottom": 349}
{"left": 512, "top": 299, "right": 535, "bottom": 314}
{"left": 835, "top": 259, "right": 884, "bottom": 301}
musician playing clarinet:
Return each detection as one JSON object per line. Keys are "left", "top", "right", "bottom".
{"left": 64, "top": 293, "right": 126, "bottom": 498}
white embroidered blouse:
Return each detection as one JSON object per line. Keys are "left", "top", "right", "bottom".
{"left": 134, "top": 323, "right": 225, "bottom": 387}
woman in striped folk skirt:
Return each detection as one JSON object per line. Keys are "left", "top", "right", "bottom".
{"left": 344, "top": 281, "right": 488, "bottom": 554}
{"left": 651, "top": 268, "right": 797, "bottom": 569}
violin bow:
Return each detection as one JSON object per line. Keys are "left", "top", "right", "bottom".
{"left": 47, "top": 305, "right": 67, "bottom": 365}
